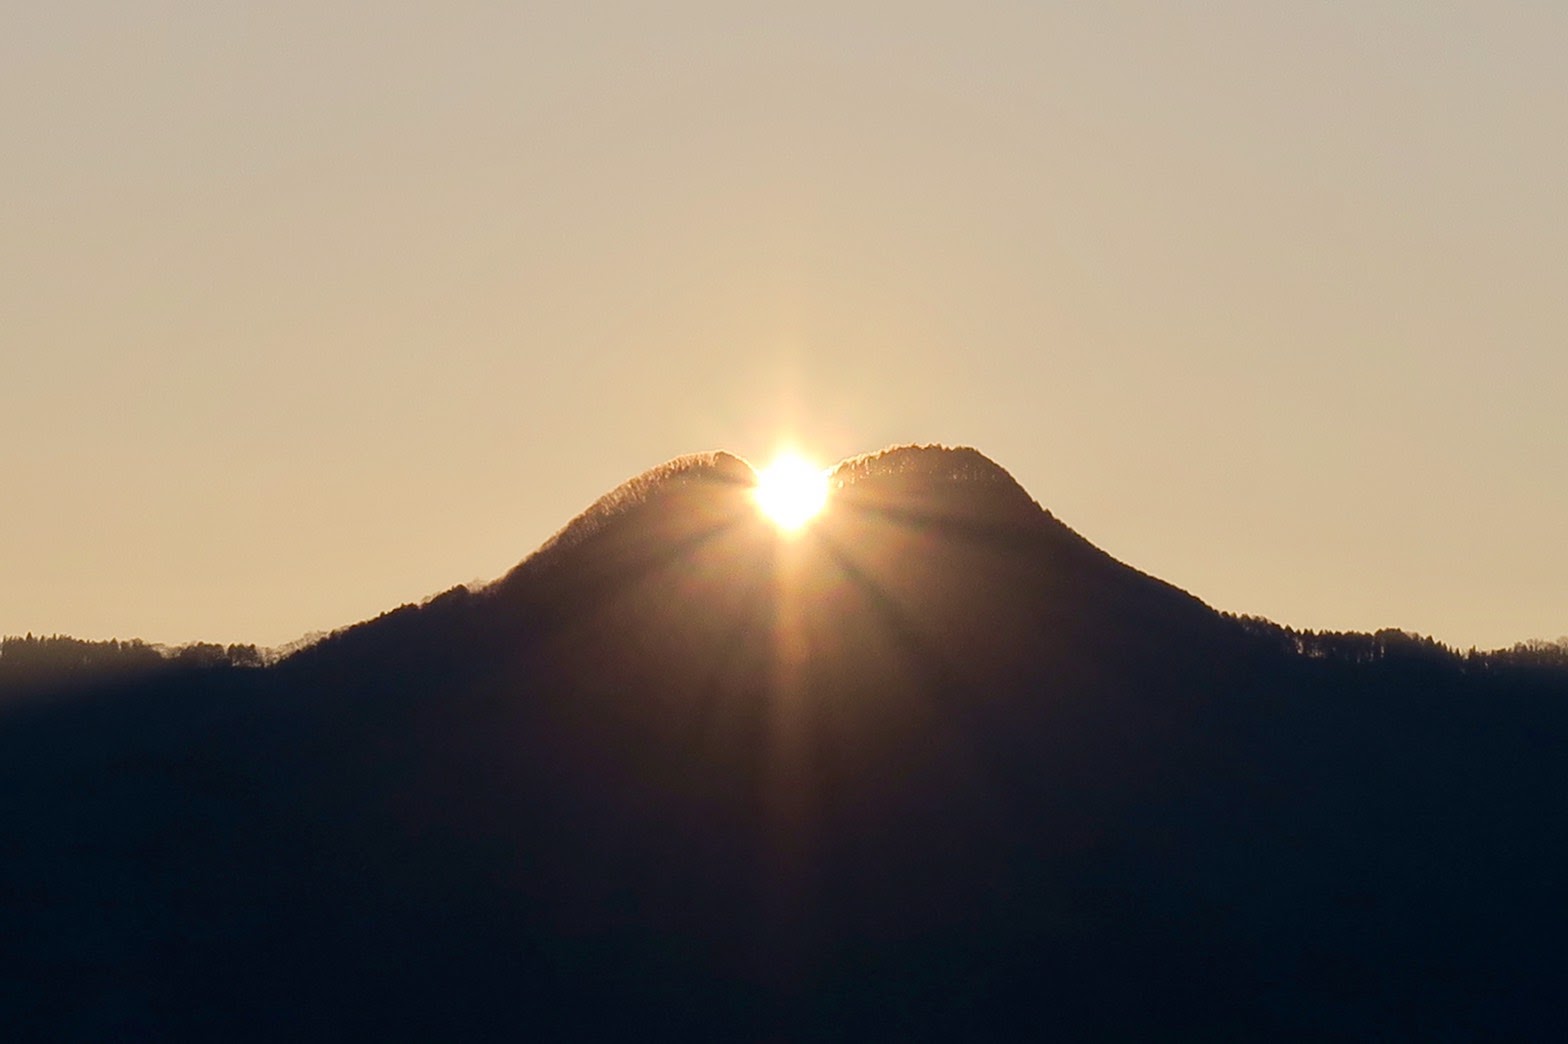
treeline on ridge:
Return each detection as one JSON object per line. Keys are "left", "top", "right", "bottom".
{"left": 0, "top": 633, "right": 265, "bottom": 697}
{"left": 6, "top": 609, "right": 1568, "bottom": 701}
{"left": 1229, "top": 613, "right": 1568, "bottom": 678}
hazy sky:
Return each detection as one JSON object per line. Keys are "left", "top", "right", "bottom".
{"left": 4, "top": 2, "right": 1564, "bottom": 651}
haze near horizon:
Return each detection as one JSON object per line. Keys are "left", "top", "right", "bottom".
{"left": 3, "top": 3, "right": 1564, "bottom": 650}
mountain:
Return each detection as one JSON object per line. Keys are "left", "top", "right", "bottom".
{"left": 2, "top": 445, "right": 1566, "bottom": 1040}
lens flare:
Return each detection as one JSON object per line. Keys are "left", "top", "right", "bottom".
{"left": 753, "top": 454, "right": 830, "bottom": 534}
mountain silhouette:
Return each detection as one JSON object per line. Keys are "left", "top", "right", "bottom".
{"left": 2, "top": 445, "right": 1565, "bottom": 1040}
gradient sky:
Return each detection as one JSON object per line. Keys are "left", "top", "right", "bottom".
{"left": 4, "top": 2, "right": 1564, "bottom": 651}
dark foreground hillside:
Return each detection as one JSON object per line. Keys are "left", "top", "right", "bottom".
{"left": 3, "top": 446, "right": 1566, "bottom": 1040}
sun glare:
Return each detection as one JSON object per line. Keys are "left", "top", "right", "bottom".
{"left": 753, "top": 453, "right": 830, "bottom": 534}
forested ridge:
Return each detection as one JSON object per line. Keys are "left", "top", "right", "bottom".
{"left": 7, "top": 615, "right": 1566, "bottom": 701}
{"left": 4, "top": 447, "right": 1567, "bottom": 1039}
{"left": 0, "top": 634, "right": 264, "bottom": 697}
{"left": 1228, "top": 615, "right": 1568, "bottom": 676}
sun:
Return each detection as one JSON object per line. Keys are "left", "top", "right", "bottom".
{"left": 752, "top": 453, "right": 830, "bottom": 533}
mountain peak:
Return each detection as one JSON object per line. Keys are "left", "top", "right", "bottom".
{"left": 530, "top": 450, "right": 754, "bottom": 560}
{"left": 517, "top": 444, "right": 1041, "bottom": 578}
{"left": 829, "top": 442, "right": 1027, "bottom": 489}
{"left": 497, "top": 445, "right": 1032, "bottom": 592}
{"left": 491, "top": 451, "right": 755, "bottom": 596}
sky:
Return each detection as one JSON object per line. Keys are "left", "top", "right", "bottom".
{"left": 3, "top": 2, "right": 1564, "bottom": 652}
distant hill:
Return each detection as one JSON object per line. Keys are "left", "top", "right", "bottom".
{"left": 3, "top": 445, "right": 1566, "bottom": 1040}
